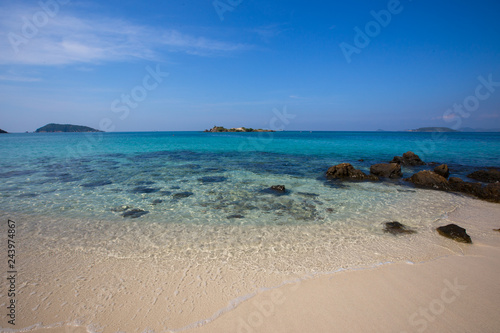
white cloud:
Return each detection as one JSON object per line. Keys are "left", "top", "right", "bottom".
{"left": 0, "top": 75, "right": 41, "bottom": 82}
{"left": 0, "top": 3, "right": 249, "bottom": 65}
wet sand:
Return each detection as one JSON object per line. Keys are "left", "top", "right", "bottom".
{"left": 2, "top": 198, "right": 499, "bottom": 333}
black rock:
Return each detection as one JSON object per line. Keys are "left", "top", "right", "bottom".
{"left": 383, "top": 221, "right": 416, "bottom": 235}
{"left": 405, "top": 171, "right": 449, "bottom": 190}
{"left": 326, "top": 163, "right": 379, "bottom": 181}
{"left": 467, "top": 169, "right": 500, "bottom": 183}
{"left": 434, "top": 164, "right": 450, "bottom": 179}
{"left": 131, "top": 186, "right": 159, "bottom": 194}
{"left": 227, "top": 214, "right": 245, "bottom": 219}
{"left": 122, "top": 208, "right": 149, "bottom": 218}
{"left": 297, "top": 192, "right": 320, "bottom": 197}
{"left": 270, "top": 185, "right": 286, "bottom": 192}
{"left": 370, "top": 163, "right": 402, "bottom": 179}
{"left": 436, "top": 224, "right": 472, "bottom": 243}
{"left": 172, "top": 191, "right": 194, "bottom": 199}
{"left": 390, "top": 151, "right": 425, "bottom": 166}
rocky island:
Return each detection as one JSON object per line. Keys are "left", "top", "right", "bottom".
{"left": 204, "top": 126, "right": 275, "bottom": 133}
{"left": 407, "top": 127, "right": 459, "bottom": 132}
{"left": 35, "top": 123, "right": 102, "bottom": 133}
{"left": 0, "top": 128, "right": 8, "bottom": 134}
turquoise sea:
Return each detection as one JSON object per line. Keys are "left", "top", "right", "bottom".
{"left": 1, "top": 131, "right": 499, "bottom": 223}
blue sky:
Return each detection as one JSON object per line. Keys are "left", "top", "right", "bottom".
{"left": 1, "top": 0, "right": 499, "bottom": 132}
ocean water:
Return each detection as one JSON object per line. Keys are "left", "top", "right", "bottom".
{"left": 1, "top": 131, "right": 499, "bottom": 223}
{"left": 1, "top": 131, "right": 499, "bottom": 331}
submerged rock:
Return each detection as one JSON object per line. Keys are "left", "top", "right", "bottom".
{"left": 436, "top": 224, "right": 472, "bottom": 243}
{"left": 172, "top": 191, "right": 194, "bottom": 199}
{"left": 81, "top": 180, "right": 112, "bottom": 188}
{"left": 151, "top": 199, "right": 163, "bottom": 205}
{"left": 227, "top": 214, "right": 245, "bottom": 219}
{"left": 326, "top": 163, "right": 378, "bottom": 181}
{"left": 467, "top": 169, "right": 500, "bottom": 183}
{"left": 434, "top": 164, "right": 450, "bottom": 179}
{"left": 270, "top": 185, "right": 286, "bottom": 192}
{"left": 383, "top": 221, "right": 416, "bottom": 235}
{"left": 131, "top": 186, "right": 159, "bottom": 194}
{"left": 391, "top": 151, "right": 425, "bottom": 166}
{"left": 199, "top": 176, "right": 227, "bottom": 183}
{"left": 405, "top": 171, "right": 449, "bottom": 190}
{"left": 122, "top": 208, "right": 149, "bottom": 218}
{"left": 370, "top": 163, "right": 402, "bottom": 179}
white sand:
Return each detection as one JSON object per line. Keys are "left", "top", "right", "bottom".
{"left": 2, "top": 198, "right": 499, "bottom": 333}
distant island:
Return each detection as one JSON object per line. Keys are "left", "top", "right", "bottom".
{"left": 407, "top": 127, "right": 459, "bottom": 132}
{"left": 0, "top": 128, "right": 7, "bottom": 134}
{"left": 35, "top": 123, "right": 102, "bottom": 133}
{"left": 204, "top": 126, "right": 275, "bottom": 133}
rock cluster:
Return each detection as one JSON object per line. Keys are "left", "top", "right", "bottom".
{"left": 325, "top": 151, "right": 500, "bottom": 203}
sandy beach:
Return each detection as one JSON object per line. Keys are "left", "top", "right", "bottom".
{"left": 186, "top": 200, "right": 500, "bottom": 333}
{"left": 1, "top": 196, "right": 498, "bottom": 333}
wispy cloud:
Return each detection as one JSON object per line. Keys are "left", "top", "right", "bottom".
{"left": 0, "top": 75, "right": 41, "bottom": 82}
{"left": 0, "top": 3, "right": 250, "bottom": 66}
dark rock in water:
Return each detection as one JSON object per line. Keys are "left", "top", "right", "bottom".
{"left": 111, "top": 205, "right": 130, "bottom": 212}
{"left": 436, "top": 224, "right": 472, "bottom": 243}
{"left": 391, "top": 151, "right": 425, "bottom": 166}
{"left": 326, "top": 163, "right": 379, "bottom": 181}
{"left": 405, "top": 171, "right": 449, "bottom": 190}
{"left": 325, "top": 208, "right": 335, "bottom": 213}
{"left": 297, "top": 192, "right": 320, "bottom": 197}
{"left": 434, "top": 164, "right": 450, "bottom": 179}
{"left": 152, "top": 199, "right": 163, "bottom": 205}
{"left": 170, "top": 186, "right": 181, "bottom": 190}
{"left": 448, "top": 178, "right": 500, "bottom": 203}
{"left": 383, "top": 221, "right": 416, "bottom": 235}
{"left": 81, "top": 180, "right": 112, "bottom": 188}
{"left": 17, "top": 193, "right": 38, "bottom": 198}
{"left": 370, "top": 163, "right": 402, "bottom": 179}
{"left": 467, "top": 169, "right": 500, "bottom": 183}
{"left": 131, "top": 186, "right": 159, "bottom": 194}
{"left": 448, "top": 177, "right": 483, "bottom": 197}
{"left": 172, "top": 192, "right": 194, "bottom": 199}
{"left": 199, "top": 176, "right": 227, "bottom": 183}
{"left": 159, "top": 190, "right": 172, "bottom": 196}
{"left": 480, "top": 183, "right": 500, "bottom": 203}
{"left": 270, "top": 185, "right": 286, "bottom": 192}
{"left": 122, "top": 208, "right": 149, "bottom": 218}
{"left": 227, "top": 214, "right": 245, "bottom": 219}
{"left": 358, "top": 159, "right": 364, "bottom": 162}
{"left": 262, "top": 185, "right": 288, "bottom": 195}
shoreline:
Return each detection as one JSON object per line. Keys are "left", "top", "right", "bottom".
{"left": 1, "top": 197, "right": 499, "bottom": 332}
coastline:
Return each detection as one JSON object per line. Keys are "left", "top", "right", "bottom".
{"left": 2, "top": 197, "right": 499, "bottom": 333}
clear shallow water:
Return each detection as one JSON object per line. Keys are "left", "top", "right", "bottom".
{"left": 1, "top": 131, "right": 499, "bottom": 223}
